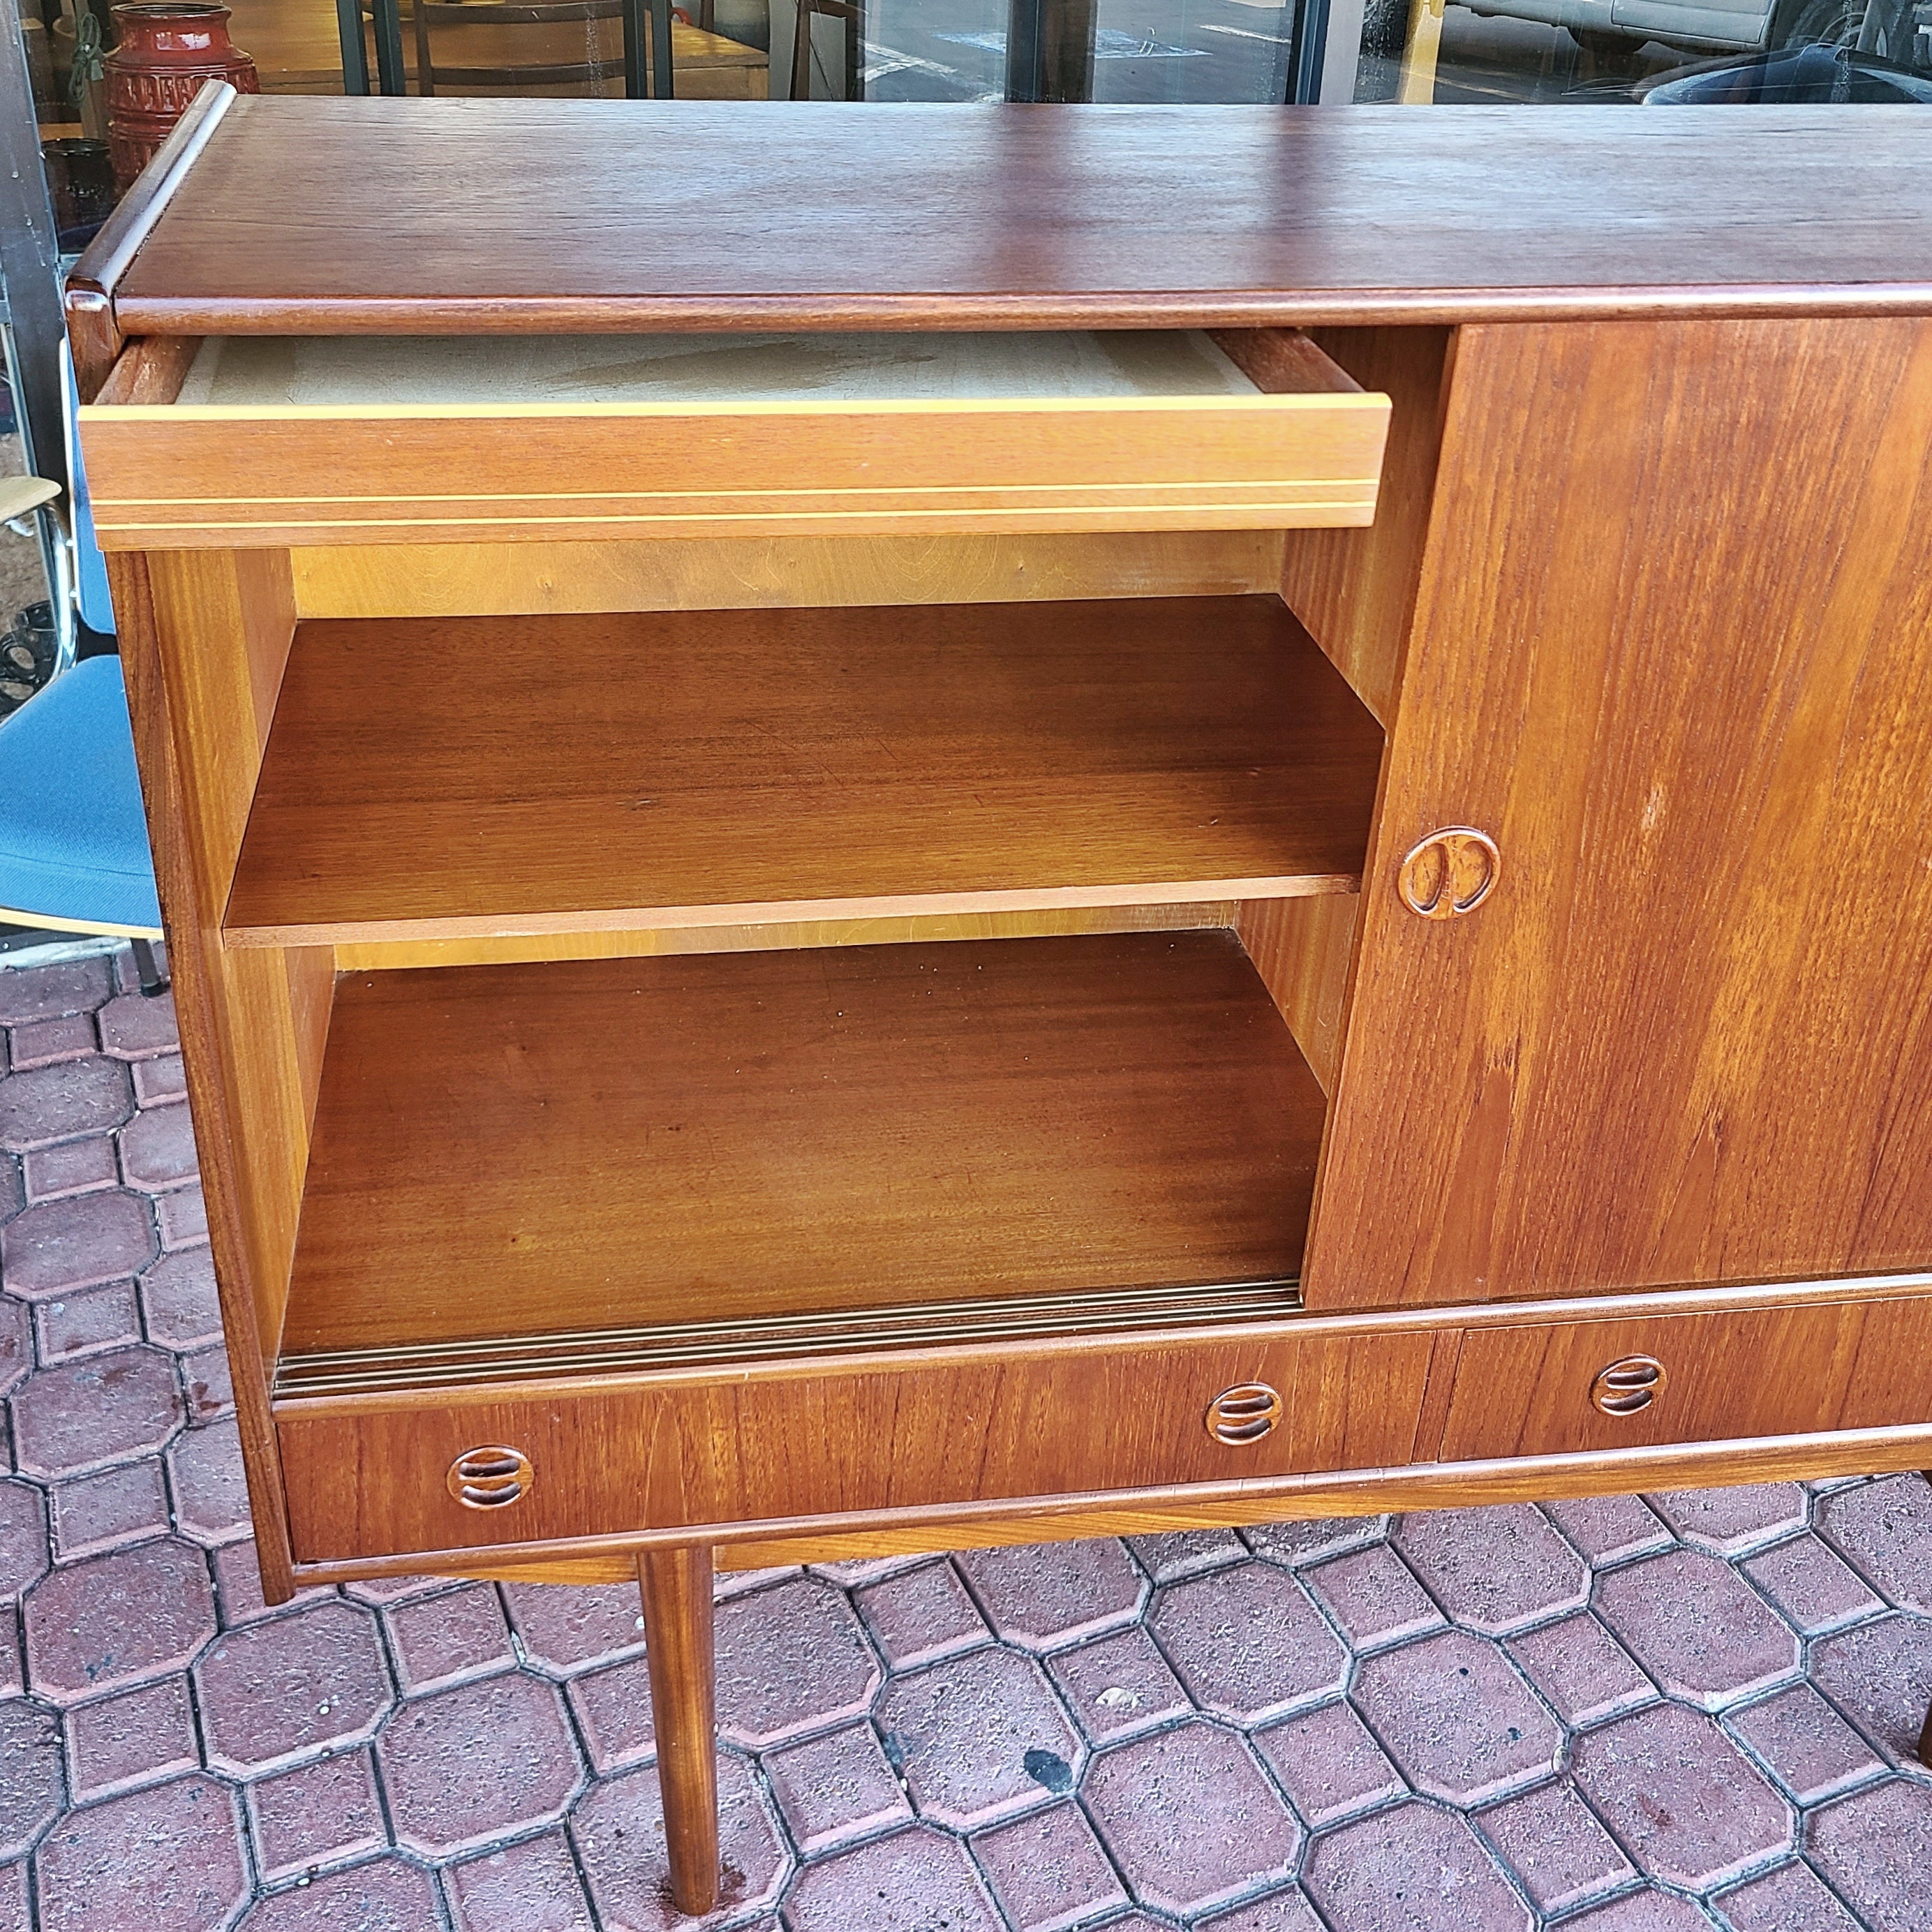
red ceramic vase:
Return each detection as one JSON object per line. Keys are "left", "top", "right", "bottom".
{"left": 104, "top": 3, "right": 259, "bottom": 190}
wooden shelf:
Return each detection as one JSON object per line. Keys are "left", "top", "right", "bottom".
{"left": 225, "top": 595, "right": 1381, "bottom": 946}
{"left": 277, "top": 931, "right": 1324, "bottom": 1388}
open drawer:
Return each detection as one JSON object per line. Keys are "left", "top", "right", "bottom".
{"left": 77, "top": 327, "right": 1390, "bottom": 547}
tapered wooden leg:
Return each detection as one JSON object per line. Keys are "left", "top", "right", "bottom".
{"left": 639, "top": 1545, "right": 719, "bottom": 1917}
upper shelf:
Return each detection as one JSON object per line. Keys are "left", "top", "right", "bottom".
{"left": 223, "top": 593, "right": 1383, "bottom": 948}
{"left": 74, "top": 96, "right": 1932, "bottom": 343}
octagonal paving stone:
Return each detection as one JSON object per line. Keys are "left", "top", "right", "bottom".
{"left": 874, "top": 1644, "right": 1083, "bottom": 1831}
{"left": 1243, "top": 1516, "right": 1386, "bottom": 1568}
{"left": 716, "top": 1576, "right": 881, "bottom": 1748}
{"left": 1305, "top": 1543, "right": 1446, "bottom": 1653}
{"left": 1569, "top": 1701, "right": 1794, "bottom": 1893}
{"left": 136, "top": 1244, "right": 222, "bottom": 1352}
{"left": 567, "top": 1656, "right": 657, "bottom": 1776}
{"left": 64, "top": 1674, "right": 200, "bottom": 1801}
{"left": 1351, "top": 1628, "right": 1562, "bottom": 1806}
{"left": 446, "top": 1831, "right": 597, "bottom": 1932}
{"left": 116, "top": 1103, "right": 198, "bottom": 1194}
{"left": 1048, "top": 1625, "right": 1193, "bottom": 1748}
{"left": 1394, "top": 1505, "right": 1589, "bottom": 1636}
{"left": 1475, "top": 1780, "right": 1635, "bottom": 1916}
{"left": 10, "top": 1343, "right": 180, "bottom": 1478}
{"left": 854, "top": 1560, "right": 989, "bottom": 1672}
{"left": 0, "top": 1057, "right": 132, "bottom": 1154}
{"left": 1808, "top": 1615, "right": 1932, "bottom": 1769}
{"left": 500, "top": 1579, "right": 647, "bottom": 1677}
{"left": 1083, "top": 1721, "right": 1302, "bottom": 1917}
{"left": 1808, "top": 1778, "right": 1932, "bottom": 1932}
{"left": 95, "top": 988, "right": 177, "bottom": 1062}
{"left": 573, "top": 1750, "right": 789, "bottom": 1931}
{"left": 195, "top": 1596, "right": 393, "bottom": 1773}
{"left": 1302, "top": 1800, "right": 1532, "bottom": 1932}
{"left": 0, "top": 1295, "right": 28, "bottom": 1395}
{"left": 1128, "top": 1529, "right": 1247, "bottom": 1584}
{"left": 383, "top": 1580, "right": 516, "bottom": 1695}
{"left": 1816, "top": 1476, "right": 1932, "bottom": 1614}
{"left": 1717, "top": 1859, "right": 1864, "bottom": 1932}
{"left": 970, "top": 1801, "right": 1129, "bottom": 1930}
{"left": 1742, "top": 1534, "right": 1885, "bottom": 1637}
{"left": 782, "top": 1825, "right": 1000, "bottom": 1932}
{"left": 1506, "top": 1613, "right": 1658, "bottom": 1730}
{"left": 1595, "top": 1547, "right": 1800, "bottom": 1711}
{"left": 0, "top": 1701, "right": 60, "bottom": 1860}
{"left": 1254, "top": 1700, "right": 1406, "bottom": 1829}
{"left": 1566, "top": 1889, "right": 1715, "bottom": 1931}
{"left": 235, "top": 1858, "right": 443, "bottom": 1932}
{"left": 165, "top": 1416, "right": 252, "bottom": 1546}
{"left": 0, "top": 1188, "right": 154, "bottom": 1300}
{"left": 0, "top": 1480, "right": 47, "bottom": 1603}
{"left": 379, "top": 1670, "right": 584, "bottom": 1857}
{"left": 953, "top": 1540, "right": 1146, "bottom": 1652}
{"left": 1725, "top": 1683, "right": 1884, "bottom": 1805}
{"left": 24, "top": 1536, "right": 215, "bottom": 1704}
{"left": 764, "top": 1723, "right": 913, "bottom": 1857}
{"left": 1196, "top": 1892, "right": 1326, "bottom": 1932}
{"left": 1149, "top": 1561, "right": 1348, "bottom": 1725}
{"left": 1645, "top": 1485, "right": 1808, "bottom": 1556}
{"left": 244, "top": 1748, "right": 388, "bottom": 1882}
{"left": 35, "top": 1774, "right": 250, "bottom": 1932}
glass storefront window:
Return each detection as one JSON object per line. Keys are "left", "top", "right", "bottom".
{"left": 1351, "top": 0, "right": 1932, "bottom": 101}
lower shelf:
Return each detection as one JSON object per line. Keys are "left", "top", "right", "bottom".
{"left": 278, "top": 929, "right": 1325, "bottom": 1392}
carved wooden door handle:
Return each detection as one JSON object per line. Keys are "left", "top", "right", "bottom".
{"left": 1399, "top": 828, "right": 1501, "bottom": 919}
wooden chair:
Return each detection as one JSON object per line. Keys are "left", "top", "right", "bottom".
{"left": 788, "top": 0, "right": 859, "bottom": 98}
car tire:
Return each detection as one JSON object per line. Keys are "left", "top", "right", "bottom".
{"left": 1573, "top": 27, "right": 1649, "bottom": 57}
{"left": 1774, "top": 0, "right": 1862, "bottom": 45}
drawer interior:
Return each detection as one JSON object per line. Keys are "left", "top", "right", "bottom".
{"left": 274, "top": 929, "right": 1321, "bottom": 1399}
{"left": 173, "top": 328, "right": 1268, "bottom": 408}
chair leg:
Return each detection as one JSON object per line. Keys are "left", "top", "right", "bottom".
{"left": 638, "top": 1545, "right": 718, "bottom": 1917}
{"left": 790, "top": 0, "right": 815, "bottom": 99}
{"left": 129, "top": 937, "right": 170, "bottom": 998}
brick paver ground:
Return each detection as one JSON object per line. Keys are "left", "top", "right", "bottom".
{"left": 1, "top": 945, "right": 1929, "bottom": 1930}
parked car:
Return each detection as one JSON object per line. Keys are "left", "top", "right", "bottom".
{"left": 1456, "top": 0, "right": 1929, "bottom": 67}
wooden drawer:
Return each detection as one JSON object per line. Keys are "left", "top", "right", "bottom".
{"left": 275, "top": 1325, "right": 1436, "bottom": 1563}
{"left": 1439, "top": 1292, "right": 1932, "bottom": 1462}
{"left": 80, "top": 327, "right": 1390, "bottom": 549}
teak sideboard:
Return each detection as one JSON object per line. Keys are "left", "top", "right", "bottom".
{"left": 67, "top": 91, "right": 1932, "bottom": 1913}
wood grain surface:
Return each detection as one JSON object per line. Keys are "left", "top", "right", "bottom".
{"left": 225, "top": 597, "right": 1383, "bottom": 946}
{"left": 103, "top": 101, "right": 1932, "bottom": 336}
{"left": 1279, "top": 327, "right": 1453, "bottom": 726}
{"left": 1305, "top": 316, "right": 1932, "bottom": 1311}
{"left": 77, "top": 390, "right": 1386, "bottom": 550}
{"left": 276, "top": 1321, "right": 1436, "bottom": 1559}
{"left": 1437, "top": 1294, "right": 1932, "bottom": 1462}
{"left": 286, "top": 531, "right": 1290, "bottom": 621}
{"left": 281, "top": 931, "right": 1328, "bottom": 1357}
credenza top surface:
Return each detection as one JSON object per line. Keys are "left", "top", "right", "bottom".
{"left": 95, "top": 97, "right": 1932, "bottom": 336}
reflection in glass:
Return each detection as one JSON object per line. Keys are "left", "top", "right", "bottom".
{"left": 1354, "top": 0, "right": 1932, "bottom": 102}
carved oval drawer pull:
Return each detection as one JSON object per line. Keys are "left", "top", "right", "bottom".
{"left": 1591, "top": 1356, "right": 1667, "bottom": 1418}
{"left": 1205, "top": 1383, "right": 1283, "bottom": 1446}
{"left": 447, "top": 1446, "right": 533, "bottom": 1509}
{"left": 1399, "top": 828, "right": 1501, "bottom": 919}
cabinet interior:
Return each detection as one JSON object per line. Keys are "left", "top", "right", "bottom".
{"left": 126, "top": 322, "right": 1450, "bottom": 1405}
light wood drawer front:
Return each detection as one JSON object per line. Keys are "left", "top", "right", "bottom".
{"left": 80, "top": 329, "right": 1390, "bottom": 549}
{"left": 276, "top": 1327, "right": 1435, "bottom": 1563}
{"left": 1439, "top": 1295, "right": 1932, "bottom": 1462}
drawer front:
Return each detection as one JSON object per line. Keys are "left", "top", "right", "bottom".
{"left": 80, "top": 394, "right": 1390, "bottom": 549}
{"left": 1439, "top": 1293, "right": 1932, "bottom": 1462}
{"left": 277, "top": 1326, "right": 1436, "bottom": 1563}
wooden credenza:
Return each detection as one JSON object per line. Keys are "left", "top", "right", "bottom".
{"left": 66, "top": 89, "right": 1932, "bottom": 1914}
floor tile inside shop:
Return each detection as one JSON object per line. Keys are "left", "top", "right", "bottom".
{"left": 1, "top": 945, "right": 1929, "bottom": 1932}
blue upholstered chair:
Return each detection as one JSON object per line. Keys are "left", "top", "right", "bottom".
{"left": 0, "top": 651, "right": 168, "bottom": 995}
